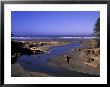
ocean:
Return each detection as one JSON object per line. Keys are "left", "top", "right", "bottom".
{"left": 11, "top": 35, "right": 96, "bottom": 40}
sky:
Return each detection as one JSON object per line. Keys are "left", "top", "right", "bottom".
{"left": 11, "top": 11, "right": 100, "bottom": 36}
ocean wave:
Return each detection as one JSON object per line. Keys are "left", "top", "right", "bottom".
{"left": 59, "top": 37, "right": 82, "bottom": 39}
{"left": 59, "top": 37, "right": 96, "bottom": 39}
{"left": 11, "top": 37, "right": 31, "bottom": 39}
{"left": 11, "top": 36, "right": 97, "bottom": 40}
{"left": 83, "top": 37, "right": 96, "bottom": 39}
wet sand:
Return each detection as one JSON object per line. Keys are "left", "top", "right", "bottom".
{"left": 11, "top": 63, "right": 54, "bottom": 77}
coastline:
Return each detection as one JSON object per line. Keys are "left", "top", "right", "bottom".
{"left": 48, "top": 50, "right": 100, "bottom": 75}
{"left": 11, "top": 38, "right": 100, "bottom": 77}
{"left": 48, "top": 39, "right": 100, "bottom": 76}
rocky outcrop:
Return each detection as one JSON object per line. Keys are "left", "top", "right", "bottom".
{"left": 81, "top": 48, "right": 100, "bottom": 67}
{"left": 75, "top": 39, "right": 100, "bottom": 68}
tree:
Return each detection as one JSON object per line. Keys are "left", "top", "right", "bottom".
{"left": 93, "top": 18, "right": 100, "bottom": 47}
{"left": 93, "top": 18, "right": 100, "bottom": 37}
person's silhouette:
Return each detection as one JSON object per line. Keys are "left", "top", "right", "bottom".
{"left": 67, "top": 55, "right": 71, "bottom": 64}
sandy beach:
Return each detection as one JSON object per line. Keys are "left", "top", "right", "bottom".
{"left": 48, "top": 48, "right": 100, "bottom": 75}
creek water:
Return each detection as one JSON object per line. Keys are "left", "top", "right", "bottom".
{"left": 16, "top": 42, "right": 98, "bottom": 77}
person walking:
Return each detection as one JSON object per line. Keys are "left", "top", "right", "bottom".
{"left": 66, "top": 55, "right": 71, "bottom": 64}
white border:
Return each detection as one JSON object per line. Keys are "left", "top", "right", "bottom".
{"left": 4, "top": 4, "right": 107, "bottom": 84}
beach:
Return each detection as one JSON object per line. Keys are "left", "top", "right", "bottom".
{"left": 11, "top": 38, "right": 100, "bottom": 77}
{"left": 11, "top": 63, "right": 54, "bottom": 77}
{"left": 48, "top": 49, "right": 100, "bottom": 75}
{"left": 48, "top": 39, "right": 100, "bottom": 76}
